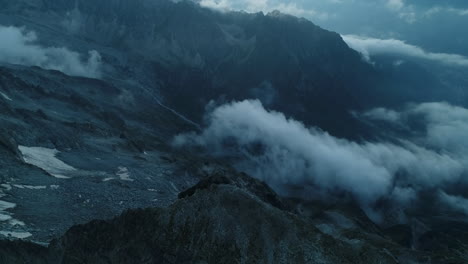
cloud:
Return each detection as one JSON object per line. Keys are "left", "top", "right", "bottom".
{"left": 174, "top": 100, "right": 468, "bottom": 220}
{"left": 366, "top": 102, "right": 468, "bottom": 153}
{"left": 425, "top": 6, "right": 468, "bottom": 17}
{"left": 362, "top": 107, "right": 401, "bottom": 123}
{"left": 342, "top": 34, "right": 468, "bottom": 66}
{"left": 386, "top": 0, "right": 405, "bottom": 11}
{"left": 198, "top": 0, "right": 329, "bottom": 20}
{"left": 0, "top": 25, "right": 102, "bottom": 78}
{"left": 438, "top": 191, "right": 468, "bottom": 215}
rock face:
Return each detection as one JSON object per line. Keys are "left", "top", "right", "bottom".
{"left": 0, "top": 170, "right": 399, "bottom": 264}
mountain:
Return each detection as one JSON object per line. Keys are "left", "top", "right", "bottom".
{"left": 0, "top": 0, "right": 379, "bottom": 243}
{"left": 1, "top": 0, "right": 459, "bottom": 139}
{"left": 0, "top": 0, "right": 381, "bottom": 138}
{"left": 2, "top": 170, "right": 468, "bottom": 263}
{"left": 1, "top": 0, "right": 468, "bottom": 263}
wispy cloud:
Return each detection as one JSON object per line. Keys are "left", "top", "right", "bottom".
{"left": 386, "top": 0, "right": 405, "bottom": 11}
{"left": 425, "top": 6, "right": 468, "bottom": 17}
{"left": 342, "top": 34, "right": 468, "bottom": 66}
{"left": 198, "top": 0, "right": 330, "bottom": 20}
{"left": 0, "top": 25, "right": 102, "bottom": 78}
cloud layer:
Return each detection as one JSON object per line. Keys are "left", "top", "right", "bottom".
{"left": 0, "top": 25, "right": 102, "bottom": 78}
{"left": 342, "top": 34, "right": 468, "bottom": 66}
{"left": 174, "top": 100, "right": 468, "bottom": 220}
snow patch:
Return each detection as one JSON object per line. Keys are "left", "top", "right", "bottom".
{"left": 0, "top": 200, "right": 16, "bottom": 211}
{"left": 116, "top": 166, "right": 133, "bottom": 181}
{"left": 0, "top": 200, "right": 16, "bottom": 223}
{"left": 18, "top": 146, "right": 76, "bottom": 179}
{"left": 1, "top": 184, "right": 12, "bottom": 191}
{"left": 0, "top": 231, "right": 32, "bottom": 239}
{"left": 102, "top": 177, "right": 115, "bottom": 182}
{"left": 0, "top": 214, "right": 12, "bottom": 221}
{"left": 9, "top": 219, "right": 25, "bottom": 226}
{"left": 0, "top": 91, "right": 12, "bottom": 101}
{"left": 13, "top": 184, "right": 47, "bottom": 190}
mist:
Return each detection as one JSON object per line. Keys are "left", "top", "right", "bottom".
{"left": 174, "top": 100, "right": 468, "bottom": 220}
{"left": 0, "top": 25, "right": 102, "bottom": 78}
{"left": 342, "top": 35, "right": 468, "bottom": 66}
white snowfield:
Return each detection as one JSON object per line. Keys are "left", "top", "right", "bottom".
{"left": 18, "top": 146, "right": 77, "bottom": 179}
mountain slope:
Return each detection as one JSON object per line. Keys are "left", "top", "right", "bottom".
{"left": 0, "top": 64, "right": 201, "bottom": 242}
{"left": 3, "top": 170, "right": 467, "bottom": 263}
{"left": 0, "top": 0, "right": 378, "bottom": 138}
{"left": 0, "top": 171, "right": 400, "bottom": 264}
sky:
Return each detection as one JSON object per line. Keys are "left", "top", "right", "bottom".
{"left": 198, "top": 0, "right": 468, "bottom": 57}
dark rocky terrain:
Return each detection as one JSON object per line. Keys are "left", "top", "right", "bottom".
{"left": 0, "top": 0, "right": 376, "bottom": 244}
{"left": 0, "top": 63, "right": 206, "bottom": 242}
{"left": 1, "top": 170, "right": 468, "bottom": 263}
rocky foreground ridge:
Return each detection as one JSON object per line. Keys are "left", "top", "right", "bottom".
{"left": 1, "top": 169, "right": 467, "bottom": 264}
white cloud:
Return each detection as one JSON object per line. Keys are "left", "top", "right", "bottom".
{"left": 198, "top": 0, "right": 232, "bottom": 11}
{"left": 425, "top": 6, "right": 468, "bottom": 17}
{"left": 362, "top": 107, "right": 401, "bottom": 123}
{"left": 362, "top": 102, "right": 468, "bottom": 153}
{"left": 438, "top": 191, "right": 468, "bottom": 215}
{"left": 0, "top": 25, "right": 102, "bottom": 78}
{"left": 198, "top": 0, "right": 329, "bottom": 20}
{"left": 342, "top": 34, "right": 468, "bottom": 66}
{"left": 174, "top": 100, "right": 468, "bottom": 216}
{"left": 386, "top": 0, "right": 405, "bottom": 11}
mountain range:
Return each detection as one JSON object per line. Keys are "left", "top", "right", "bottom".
{"left": 0, "top": 0, "right": 467, "bottom": 263}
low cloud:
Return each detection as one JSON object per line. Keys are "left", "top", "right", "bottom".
{"left": 198, "top": 0, "right": 329, "bottom": 20}
{"left": 364, "top": 102, "right": 468, "bottom": 154}
{"left": 362, "top": 107, "right": 401, "bottom": 123}
{"left": 438, "top": 191, "right": 468, "bottom": 215}
{"left": 425, "top": 6, "right": 468, "bottom": 17}
{"left": 342, "top": 34, "right": 468, "bottom": 66}
{"left": 0, "top": 25, "right": 102, "bottom": 78}
{"left": 386, "top": 0, "right": 405, "bottom": 11}
{"left": 174, "top": 100, "right": 468, "bottom": 219}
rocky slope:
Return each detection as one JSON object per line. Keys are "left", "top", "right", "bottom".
{"left": 0, "top": 63, "right": 202, "bottom": 242}
{"left": 0, "top": 170, "right": 408, "bottom": 264}
{"left": 2, "top": 169, "right": 468, "bottom": 263}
